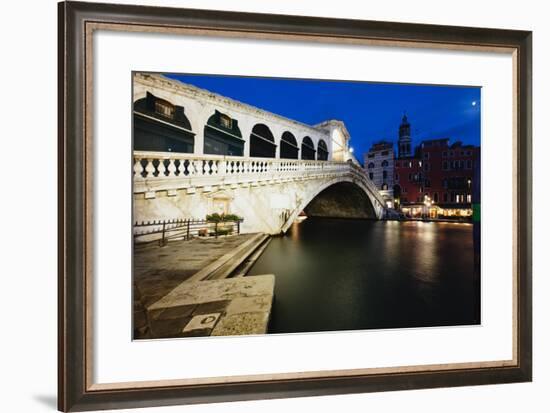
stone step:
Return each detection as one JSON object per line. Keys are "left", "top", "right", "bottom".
{"left": 232, "top": 236, "right": 272, "bottom": 277}
{"left": 207, "top": 234, "right": 270, "bottom": 280}
{"left": 184, "top": 233, "right": 267, "bottom": 283}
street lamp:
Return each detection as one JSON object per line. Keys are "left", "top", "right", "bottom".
{"left": 423, "top": 195, "right": 432, "bottom": 219}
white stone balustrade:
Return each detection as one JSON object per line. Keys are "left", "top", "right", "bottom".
{"left": 133, "top": 151, "right": 386, "bottom": 208}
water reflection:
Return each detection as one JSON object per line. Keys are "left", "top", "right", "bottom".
{"left": 247, "top": 218, "right": 480, "bottom": 334}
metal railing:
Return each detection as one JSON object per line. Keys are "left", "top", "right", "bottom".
{"left": 133, "top": 218, "right": 242, "bottom": 245}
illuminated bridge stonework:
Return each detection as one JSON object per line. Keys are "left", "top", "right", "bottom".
{"left": 133, "top": 73, "right": 386, "bottom": 234}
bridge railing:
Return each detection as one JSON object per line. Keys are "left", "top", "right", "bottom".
{"left": 347, "top": 161, "right": 387, "bottom": 206}
{"left": 133, "top": 151, "right": 386, "bottom": 207}
{"left": 133, "top": 151, "right": 351, "bottom": 179}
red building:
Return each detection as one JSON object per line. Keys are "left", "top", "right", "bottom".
{"left": 394, "top": 138, "right": 479, "bottom": 219}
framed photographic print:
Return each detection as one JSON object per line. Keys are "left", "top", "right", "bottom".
{"left": 58, "top": 1, "right": 532, "bottom": 411}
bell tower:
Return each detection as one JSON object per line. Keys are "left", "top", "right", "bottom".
{"left": 398, "top": 114, "right": 412, "bottom": 158}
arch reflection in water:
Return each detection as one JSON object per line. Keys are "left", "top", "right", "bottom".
{"left": 247, "top": 218, "right": 480, "bottom": 334}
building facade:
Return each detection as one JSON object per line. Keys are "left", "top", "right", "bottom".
{"left": 364, "top": 141, "right": 395, "bottom": 207}
{"left": 362, "top": 114, "right": 480, "bottom": 219}
{"left": 394, "top": 137, "right": 479, "bottom": 219}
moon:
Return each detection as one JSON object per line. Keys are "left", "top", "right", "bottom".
{"left": 472, "top": 101, "right": 477, "bottom": 106}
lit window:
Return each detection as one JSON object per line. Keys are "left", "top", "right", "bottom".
{"left": 219, "top": 114, "right": 232, "bottom": 128}
{"left": 154, "top": 99, "right": 175, "bottom": 119}
{"left": 467, "top": 194, "right": 472, "bottom": 203}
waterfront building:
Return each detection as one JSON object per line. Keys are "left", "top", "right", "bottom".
{"left": 394, "top": 136, "right": 479, "bottom": 219}
{"left": 364, "top": 141, "right": 395, "bottom": 208}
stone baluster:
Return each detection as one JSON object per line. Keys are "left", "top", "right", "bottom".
{"left": 188, "top": 159, "right": 196, "bottom": 176}
{"left": 167, "top": 158, "right": 177, "bottom": 177}
{"left": 145, "top": 158, "right": 155, "bottom": 178}
{"left": 158, "top": 159, "right": 167, "bottom": 177}
{"left": 219, "top": 160, "right": 227, "bottom": 177}
{"left": 133, "top": 157, "right": 144, "bottom": 180}
{"left": 202, "top": 159, "right": 208, "bottom": 176}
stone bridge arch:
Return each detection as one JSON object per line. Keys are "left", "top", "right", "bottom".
{"left": 281, "top": 176, "right": 382, "bottom": 233}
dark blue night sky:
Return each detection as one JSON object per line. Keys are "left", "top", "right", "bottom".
{"left": 165, "top": 73, "right": 481, "bottom": 161}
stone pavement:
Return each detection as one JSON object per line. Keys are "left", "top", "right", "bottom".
{"left": 133, "top": 233, "right": 256, "bottom": 338}
{"left": 146, "top": 274, "right": 275, "bottom": 338}
{"left": 134, "top": 234, "right": 256, "bottom": 309}
{"left": 133, "top": 233, "right": 275, "bottom": 339}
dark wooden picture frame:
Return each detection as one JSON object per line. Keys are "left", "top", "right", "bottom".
{"left": 58, "top": 1, "right": 532, "bottom": 411}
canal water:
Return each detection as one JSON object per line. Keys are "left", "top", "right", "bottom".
{"left": 247, "top": 218, "right": 480, "bottom": 334}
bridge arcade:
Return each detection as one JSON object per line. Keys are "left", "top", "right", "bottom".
{"left": 132, "top": 73, "right": 385, "bottom": 234}
{"left": 133, "top": 73, "right": 346, "bottom": 163}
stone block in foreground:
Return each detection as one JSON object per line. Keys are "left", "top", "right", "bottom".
{"left": 146, "top": 274, "right": 275, "bottom": 338}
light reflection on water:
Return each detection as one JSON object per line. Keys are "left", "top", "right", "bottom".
{"left": 247, "top": 218, "right": 480, "bottom": 334}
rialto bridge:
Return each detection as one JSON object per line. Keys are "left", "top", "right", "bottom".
{"left": 133, "top": 73, "right": 386, "bottom": 235}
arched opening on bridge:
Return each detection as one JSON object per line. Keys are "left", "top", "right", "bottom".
{"left": 317, "top": 139, "right": 328, "bottom": 161}
{"left": 133, "top": 92, "right": 195, "bottom": 153}
{"left": 250, "top": 124, "right": 276, "bottom": 158}
{"left": 204, "top": 110, "right": 244, "bottom": 156}
{"left": 303, "top": 181, "right": 376, "bottom": 219}
{"left": 301, "top": 136, "right": 316, "bottom": 160}
{"left": 280, "top": 131, "right": 299, "bottom": 159}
